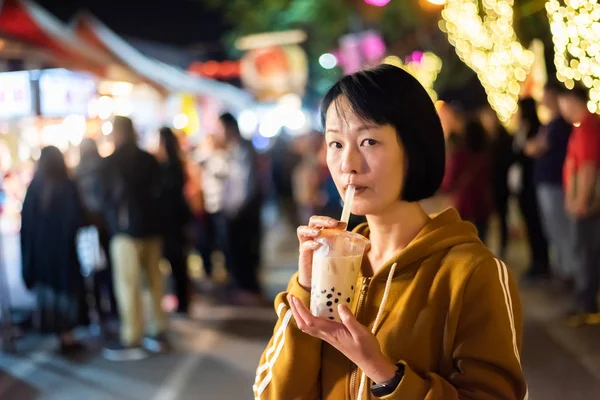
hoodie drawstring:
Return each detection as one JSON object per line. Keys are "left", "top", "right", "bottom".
{"left": 356, "top": 262, "right": 398, "bottom": 400}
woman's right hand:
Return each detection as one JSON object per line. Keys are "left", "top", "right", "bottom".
{"left": 296, "top": 216, "right": 347, "bottom": 291}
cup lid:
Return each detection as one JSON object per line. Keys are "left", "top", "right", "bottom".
{"left": 318, "top": 228, "right": 370, "bottom": 244}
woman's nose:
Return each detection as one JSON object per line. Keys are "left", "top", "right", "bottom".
{"left": 340, "top": 147, "right": 360, "bottom": 174}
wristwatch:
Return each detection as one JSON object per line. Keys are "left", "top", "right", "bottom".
{"left": 371, "top": 363, "right": 405, "bottom": 397}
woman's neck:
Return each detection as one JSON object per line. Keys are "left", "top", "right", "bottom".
{"left": 365, "top": 201, "right": 430, "bottom": 275}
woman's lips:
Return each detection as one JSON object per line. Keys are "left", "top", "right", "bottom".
{"left": 345, "top": 185, "right": 367, "bottom": 194}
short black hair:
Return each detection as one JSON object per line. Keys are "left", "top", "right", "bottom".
{"left": 558, "top": 83, "right": 589, "bottom": 103}
{"left": 319, "top": 64, "right": 445, "bottom": 202}
{"left": 113, "top": 116, "right": 137, "bottom": 145}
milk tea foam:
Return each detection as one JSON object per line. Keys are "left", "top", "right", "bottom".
{"left": 310, "top": 254, "right": 362, "bottom": 322}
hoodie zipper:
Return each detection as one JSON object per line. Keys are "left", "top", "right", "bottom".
{"left": 350, "top": 277, "right": 371, "bottom": 400}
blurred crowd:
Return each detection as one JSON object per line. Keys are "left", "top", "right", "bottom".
{"left": 437, "top": 82, "right": 600, "bottom": 327}
{"left": 16, "top": 110, "right": 361, "bottom": 361}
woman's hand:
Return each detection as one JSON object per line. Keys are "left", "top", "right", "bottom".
{"left": 296, "top": 216, "right": 346, "bottom": 291}
{"left": 288, "top": 295, "right": 398, "bottom": 384}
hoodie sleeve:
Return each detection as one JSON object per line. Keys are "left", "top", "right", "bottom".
{"left": 253, "top": 272, "right": 322, "bottom": 400}
{"left": 378, "top": 258, "right": 527, "bottom": 400}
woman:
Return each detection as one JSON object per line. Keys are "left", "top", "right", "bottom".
{"left": 441, "top": 119, "right": 493, "bottom": 241}
{"left": 157, "top": 127, "right": 193, "bottom": 314}
{"left": 480, "top": 106, "right": 514, "bottom": 258}
{"left": 255, "top": 65, "right": 526, "bottom": 399}
{"left": 21, "top": 146, "right": 86, "bottom": 352}
{"left": 515, "top": 98, "right": 550, "bottom": 281}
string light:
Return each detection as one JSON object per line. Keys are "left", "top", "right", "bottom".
{"left": 440, "top": 0, "right": 535, "bottom": 122}
{"left": 383, "top": 52, "right": 443, "bottom": 101}
{"left": 547, "top": 0, "right": 600, "bottom": 113}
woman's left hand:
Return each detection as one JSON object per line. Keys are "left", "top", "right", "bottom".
{"left": 288, "top": 295, "right": 397, "bottom": 384}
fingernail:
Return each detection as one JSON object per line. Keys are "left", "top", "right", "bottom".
{"left": 312, "top": 229, "right": 320, "bottom": 235}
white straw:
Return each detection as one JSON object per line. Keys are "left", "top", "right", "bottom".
{"left": 340, "top": 185, "right": 355, "bottom": 229}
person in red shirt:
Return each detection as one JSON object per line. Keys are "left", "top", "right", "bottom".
{"left": 558, "top": 85, "right": 600, "bottom": 326}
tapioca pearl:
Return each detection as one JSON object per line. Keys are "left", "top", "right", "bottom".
{"left": 329, "top": 308, "right": 333, "bottom": 313}
{"left": 327, "top": 294, "right": 333, "bottom": 299}
{"left": 338, "top": 292, "right": 342, "bottom": 296}
{"left": 321, "top": 290, "right": 326, "bottom": 294}
{"left": 326, "top": 301, "right": 332, "bottom": 307}
{"left": 331, "top": 287, "right": 335, "bottom": 292}
{"left": 351, "top": 286, "right": 354, "bottom": 290}
{"left": 335, "top": 299, "right": 339, "bottom": 303}
{"left": 346, "top": 298, "right": 351, "bottom": 303}
{"left": 329, "top": 317, "right": 335, "bottom": 320}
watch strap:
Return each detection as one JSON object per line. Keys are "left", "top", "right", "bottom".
{"left": 371, "top": 363, "right": 405, "bottom": 397}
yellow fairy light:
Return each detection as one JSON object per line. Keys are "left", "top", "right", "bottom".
{"left": 441, "top": 0, "right": 535, "bottom": 122}
{"left": 383, "top": 52, "right": 443, "bottom": 101}
{"left": 547, "top": 0, "right": 600, "bottom": 113}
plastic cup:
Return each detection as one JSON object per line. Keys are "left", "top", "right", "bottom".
{"left": 310, "top": 229, "right": 370, "bottom": 322}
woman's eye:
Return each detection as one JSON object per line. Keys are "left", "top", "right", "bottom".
{"left": 328, "top": 142, "right": 342, "bottom": 149}
{"left": 361, "top": 139, "right": 377, "bottom": 147}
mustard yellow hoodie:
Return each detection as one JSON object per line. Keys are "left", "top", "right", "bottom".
{"left": 254, "top": 208, "right": 527, "bottom": 400}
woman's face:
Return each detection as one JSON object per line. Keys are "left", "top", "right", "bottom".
{"left": 325, "top": 96, "right": 406, "bottom": 216}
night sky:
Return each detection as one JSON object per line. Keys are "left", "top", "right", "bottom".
{"left": 36, "top": 0, "right": 229, "bottom": 47}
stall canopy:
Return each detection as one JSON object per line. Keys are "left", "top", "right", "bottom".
{"left": 0, "top": 34, "right": 56, "bottom": 69}
{"left": 0, "top": 0, "right": 113, "bottom": 76}
{"left": 72, "top": 13, "right": 254, "bottom": 111}
{"left": 0, "top": 0, "right": 254, "bottom": 111}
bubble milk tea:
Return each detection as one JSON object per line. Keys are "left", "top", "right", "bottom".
{"left": 310, "top": 229, "right": 369, "bottom": 322}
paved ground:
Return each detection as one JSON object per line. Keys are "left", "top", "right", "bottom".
{"left": 1, "top": 212, "right": 600, "bottom": 399}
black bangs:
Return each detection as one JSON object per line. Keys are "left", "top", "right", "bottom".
{"left": 318, "top": 64, "right": 446, "bottom": 202}
{"left": 320, "top": 69, "right": 389, "bottom": 129}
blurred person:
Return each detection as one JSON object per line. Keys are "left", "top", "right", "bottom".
{"left": 256, "top": 65, "right": 525, "bottom": 399}
{"left": 480, "top": 106, "right": 515, "bottom": 257}
{"left": 523, "top": 83, "right": 574, "bottom": 283}
{"left": 270, "top": 130, "right": 302, "bottom": 229}
{"left": 438, "top": 100, "right": 466, "bottom": 152}
{"left": 100, "top": 116, "right": 167, "bottom": 361}
{"left": 75, "top": 138, "right": 118, "bottom": 329}
{"left": 196, "top": 133, "right": 232, "bottom": 285}
{"left": 514, "top": 98, "right": 550, "bottom": 282}
{"left": 292, "top": 132, "right": 326, "bottom": 223}
{"left": 218, "top": 112, "right": 264, "bottom": 305}
{"left": 441, "top": 119, "right": 493, "bottom": 240}
{"left": 21, "top": 146, "right": 86, "bottom": 353}
{"left": 156, "top": 127, "right": 193, "bottom": 314}
{"left": 558, "top": 85, "right": 600, "bottom": 325}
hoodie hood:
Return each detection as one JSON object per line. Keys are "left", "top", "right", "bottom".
{"left": 353, "top": 208, "right": 481, "bottom": 280}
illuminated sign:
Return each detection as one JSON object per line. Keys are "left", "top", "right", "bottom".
{"left": 39, "top": 69, "right": 97, "bottom": 117}
{"left": 0, "top": 71, "right": 33, "bottom": 119}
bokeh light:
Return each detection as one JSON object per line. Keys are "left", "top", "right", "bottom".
{"left": 319, "top": 53, "right": 338, "bottom": 69}
{"left": 441, "top": 0, "right": 535, "bottom": 122}
{"left": 547, "top": 0, "right": 600, "bottom": 113}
